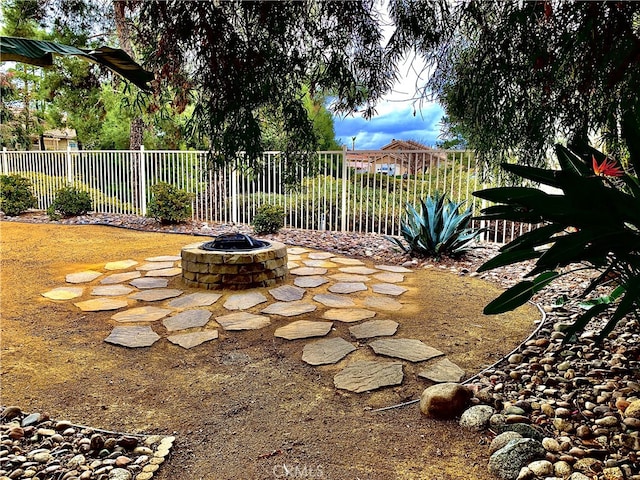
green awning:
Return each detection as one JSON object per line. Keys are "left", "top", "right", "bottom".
{"left": 0, "top": 36, "right": 154, "bottom": 91}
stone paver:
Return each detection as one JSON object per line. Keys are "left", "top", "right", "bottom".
{"left": 129, "top": 277, "right": 169, "bottom": 289}
{"left": 223, "top": 292, "right": 268, "bottom": 310}
{"left": 372, "top": 283, "right": 409, "bottom": 296}
{"left": 338, "top": 266, "right": 379, "bottom": 275}
{"left": 329, "top": 273, "right": 370, "bottom": 283}
{"left": 168, "top": 292, "right": 222, "bottom": 308}
{"left": 287, "top": 254, "right": 302, "bottom": 261}
{"left": 302, "top": 338, "right": 356, "bottom": 365}
{"left": 129, "top": 289, "right": 183, "bottom": 302}
{"left": 215, "top": 312, "right": 271, "bottom": 331}
{"left": 105, "top": 259, "right": 138, "bottom": 270}
{"left": 163, "top": 310, "right": 212, "bottom": 331}
{"left": 91, "top": 285, "right": 134, "bottom": 296}
{"left": 262, "top": 301, "right": 317, "bottom": 317}
{"left": 328, "top": 282, "right": 368, "bottom": 294}
{"left": 167, "top": 330, "right": 218, "bottom": 349}
{"left": 303, "top": 259, "right": 339, "bottom": 268}
{"left": 65, "top": 270, "right": 102, "bottom": 284}
{"left": 369, "top": 338, "right": 444, "bottom": 363}
{"left": 349, "top": 320, "right": 399, "bottom": 339}
{"left": 418, "top": 358, "right": 465, "bottom": 383}
{"left": 42, "top": 287, "right": 84, "bottom": 300}
{"left": 145, "top": 267, "right": 182, "bottom": 277}
{"left": 331, "top": 258, "right": 365, "bottom": 266}
{"left": 74, "top": 298, "right": 128, "bottom": 311}
{"left": 375, "top": 265, "right": 412, "bottom": 273}
{"left": 312, "top": 293, "right": 356, "bottom": 308}
{"left": 145, "top": 255, "right": 181, "bottom": 262}
{"left": 111, "top": 306, "right": 173, "bottom": 323}
{"left": 287, "top": 261, "right": 300, "bottom": 269}
{"left": 287, "top": 247, "right": 310, "bottom": 255}
{"left": 373, "top": 272, "right": 405, "bottom": 283}
{"left": 274, "top": 320, "right": 333, "bottom": 340}
{"left": 100, "top": 271, "right": 141, "bottom": 284}
{"left": 290, "top": 267, "right": 328, "bottom": 276}
{"left": 333, "top": 360, "right": 404, "bottom": 392}
{"left": 322, "top": 308, "right": 375, "bottom": 322}
{"left": 105, "top": 326, "right": 160, "bottom": 348}
{"left": 363, "top": 296, "right": 403, "bottom": 311}
{"left": 294, "top": 276, "right": 329, "bottom": 288}
{"left": 269, "top": 285, "right": 305, "bottom": 302}
{"left": 136, "top": 261, "right": 175, "bottom": 271}
{"left": 307, "top": 252, "right": 334, "bottom": 260}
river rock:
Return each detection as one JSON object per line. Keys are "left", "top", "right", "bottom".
{"left": 419, "top": 383, "right": 472, "bottom": 419}
{"left": 488, "top": 438, "right": 546, "bottom": 480}
{"left": 490, "top": 431, "right": 523, "bottom": 454}
{"left": 460, "top": 405, "right": 495, "bottom": 431}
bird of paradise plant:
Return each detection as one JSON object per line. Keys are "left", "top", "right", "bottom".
{"left": 473, "top": 144, "right": 640, "bottom": 342}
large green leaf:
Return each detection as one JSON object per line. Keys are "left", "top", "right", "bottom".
{"left": 500, "top": 224, "right": 565, "bottom": 253}
{"left": 501, "top": 163, "right": 562, "bottom": 188}
{"left": 562, "top": 303, "right": 609, "bottom": 343}
{"left": 483, "top": 271, "right": 559, "bottom": 314}
{"left": 477, "top": 248, "right": 542, "bottom": 272}
{"left": 555, "top": 144, "right": 592, "bottom": 177}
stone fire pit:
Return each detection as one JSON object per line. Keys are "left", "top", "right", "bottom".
{"left": 181, "top": 234, "right": 288, "bottom": 290}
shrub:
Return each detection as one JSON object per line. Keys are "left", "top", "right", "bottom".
{"left": 146, "top": 182, "right": 194, "bottom": 224}
{"left": 251, "top": 203, "right": 285, "bottom": 234}
{"left": 385, "top": 192, "right": 485, "bottom": 259}
{"left": 474, "top": 144, "right": 640, "bottom": 342}
{"left": 0, "top": 175, "right": 38, "bottom": 216}
{"left": 47, "top": 186, "right": 93, "bottom": 220}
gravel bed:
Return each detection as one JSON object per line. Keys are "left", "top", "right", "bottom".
{"left": 2, "top": 212, "right": 639, "bottom": 480}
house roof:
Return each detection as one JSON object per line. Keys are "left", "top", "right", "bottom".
{"left": 381, "top": 139, "right": 434, "bottom": 151}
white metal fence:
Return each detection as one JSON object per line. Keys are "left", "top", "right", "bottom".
{"left": 1, "top": 146, "right": 534, "bottom": 243}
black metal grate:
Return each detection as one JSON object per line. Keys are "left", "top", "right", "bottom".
{"left": 201, "top": 233, "right": 270, "bottom": 251}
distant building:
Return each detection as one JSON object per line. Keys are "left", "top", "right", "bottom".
{"left": 33, "top": 128, "right": 78, "bottom": 151}
{"left": 346, "top": 139, "right": 446, "bottom": 176}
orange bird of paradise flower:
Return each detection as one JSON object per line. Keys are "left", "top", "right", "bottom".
{"left": 592, "top": 156, "right": 624, "bottom": 177}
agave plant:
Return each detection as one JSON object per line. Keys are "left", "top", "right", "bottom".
{"left": 386, "top": 192, "right": 485, "bottom": 259}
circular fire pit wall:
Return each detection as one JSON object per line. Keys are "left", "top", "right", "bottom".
{"left": 181, "top": 235, "right": 288, "bottom": 290}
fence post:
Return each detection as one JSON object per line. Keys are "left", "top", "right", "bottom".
{"left": 340, "top": 146, "right": 348, "bottom": 232}
{"left": 231, "top": 160, "right": 239, "bottom": 224}
{"left": 139, "top": 145, "right": 147, "bottom": 216}
{"left": 66, "top": 144, "right": 73, "bottom": 185}
{"left": 2, "top": 147, "right": 7, "bottom": 175}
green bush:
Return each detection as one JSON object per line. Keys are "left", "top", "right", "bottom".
{"left": 47, "top": 186, "right": 93, "bottom": 220}
{"left": 146, "top": 182, "right": 194, "bottom": 224}
{"left": 385, "top": 192, "right": 485, "bottom": 259}
{"left": 251, "top": 203, "right": 285, "bottom": 234}
{"left": 0, "top": 175, "right": 38, "bottom": 216}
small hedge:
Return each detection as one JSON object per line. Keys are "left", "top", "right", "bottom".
{"left": 0, "top": 174, "right": 38, "bottom": 216}
{"left": 251, "top": 203, "right": 285, "bottom": 234}
{"left": 47, "top": 186, "right": 93, "bottom": 220}
{"left": 146, "top": 182, "right": 194, "bottom": 224}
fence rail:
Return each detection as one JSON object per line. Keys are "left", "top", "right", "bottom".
{"left": 1, "top": 146, "right": 535, "bottom": 243}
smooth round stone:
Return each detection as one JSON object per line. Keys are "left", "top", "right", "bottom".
{"left": 100, "top": 271, "right": 142, "bottom": 284}
{"left": 333, "top": 360, "right": 403, "bottom": 392}
{"left": 66, "top": 270, "right": 102, "bottom": 283}
{"left": 145, "top": 255, "right": 181, "bottom": 262}
{"left": 91, "top": 285, "right": 134, "bottom": 296}
{"left": 331, "top": 257, "right": 365, "bottom": 266}
{"left": 312, "top": 293, "right": 356, "bottom": 308}
{"left": 105, "top": 259, "right": 138, "bottom": 270}
{"left": 168, "top": 292, "right": 222, "bottom": 308}
{"left": 215, "top": 312, "right": 271, "bottom": 330}
{"left": 262, "top": 301, "right": 317, "bottom": 317}
{"left": 274, "top": 320, "right": 333, "bottom": 340}
{"left": 418, "top": 358, "right": 465, "bottom": 383}
{"left": 290, "top": 267, "right": 328, "bottom": 276}
{"left": 371, "top": 283, "right": 408, "bottom": 296}
{"left": 287, "top": 247, "right": 309, "bottom": 255}
{"left": 372, "top": 272, "right": 404, "bottom": 283}
{"left": 329, "top": 273, "right": 370, "bottom": 283}
{"left": 42, "top": 287, "right": 84, "bottom": 300}
{"left": 108, "top": 467, "right": 132, "bottom": 480}
{"left": 349, "top": 320, "right": 399, "bottom": 339}
{"left": 136, "top": 262, "right": 175, "bottom": 271}
{"left": 167, "top": 330, "right": 218, "bottom": 349}
{"left": 129, "top": 289, "right": 183, "bottom": 302}
{"left": 268, "top": 285, "right": 305, "bottom": 302}
{"left": 338, "top": 266, "right": 378, "bottom": 275}
{"left": 328, "top": 282, "right": 367, "bottom": 294}
{"left": 370, "top": 338, "right": 445, "bottom": 362}
{"left": 111, "top": 306, "right": 173, "bottom": 323}
{"left": 307, "top": 252, "right": 334, "bottom": 260}
{"left": 302, "top": 337, "right": 356, "bottom": 365}
{"left": 322, "top": 308, "right": 375, "bottom": 322}
{"left": 104, "top": 326, "right": 160, "bottom": 348}
{"left": 303, "top": 259, "right": 338, "bottom": 268}
{"left": 129, "top": 277, "right": 169, "bottom": 289}
{"left": 163, "top": 310, "right": 212, "bottom": 331}
{"left": 75, "top": 298, "right": 128, "bottom": 312}
{"left": 374, "top": 264, "right": 412, "bottom": 273}
{"left": 144, "top": 267, "right": 182, "bottom": 277}
{"left": 223, "top": 292, "right": 268, "bottom": 310}
{"left": 294, "top": 276, "right": 329, "bottom": 288}
{"left": 363, "top": 296, "right": 403, "bottom": 311}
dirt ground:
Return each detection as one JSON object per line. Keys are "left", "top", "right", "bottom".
{"left": 0, "top": 222, "right": 539, "bottom": 480}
